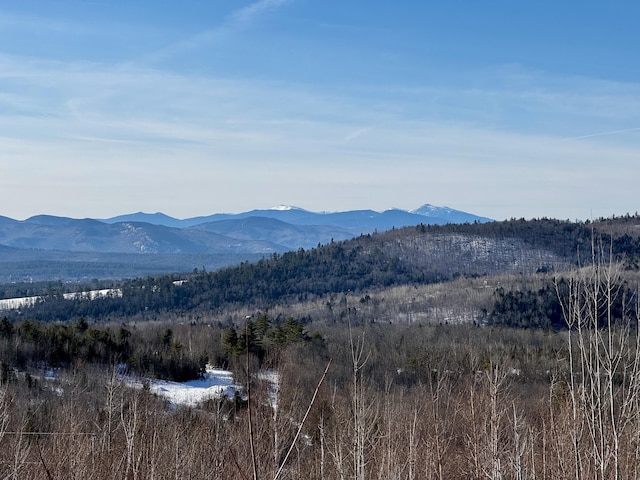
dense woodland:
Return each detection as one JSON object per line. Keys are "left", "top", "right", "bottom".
{"left": 1, "top": 216, "right": 640, "bottom": 478}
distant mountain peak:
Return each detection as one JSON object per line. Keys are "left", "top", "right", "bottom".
{"left": 412, "top": 203, "right": 458, "bottom": 214}
{"left": 411, "top": 203, "right": 448, "bottom": 213}
{"left": 102, "top": 212, "right": 183, "bottom": 228}
{"left": 411, "top": 203, "right": 493, "bottom": 223}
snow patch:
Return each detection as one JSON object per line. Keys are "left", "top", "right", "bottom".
{"left": 126, "top": 366, "right": 243, "bottom": 407}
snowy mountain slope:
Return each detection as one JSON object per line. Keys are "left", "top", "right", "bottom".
{"left": 411, "top": 203, "right": 493, "bottom": 224}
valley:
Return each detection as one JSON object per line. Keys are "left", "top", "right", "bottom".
{"left": 1, "top": 213, "right": 640, "bottom": 478}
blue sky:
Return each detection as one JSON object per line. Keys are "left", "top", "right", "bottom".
{"left": 1, "top": 0, "right": 639, "bottom": 221}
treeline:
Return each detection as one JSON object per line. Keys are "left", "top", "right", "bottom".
{"left": 489, "top": 272, "right": 639, "bottom": 330}
{"left": 222, "top": 314, "right": 316, "bottom": 360}
{"left": 0, "top": 313, "right": 315, "bottom": 383}
{"left": 489, "top": 282, "right": 566, "bottom": 329}
{"left": 0, "top": 317, "right": 205, "bottom": 382}
{"left": 0, "top": 278, "right": 119, "bottom": 300}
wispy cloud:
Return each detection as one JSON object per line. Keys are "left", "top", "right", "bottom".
{"left": 567, "top": 127, "right": 640, "bottom": 140}
{"left": 143, "top": 0, "right": 291, "bottom": 65}
{"left": 343, "top": 127, "right": 373, "bottom": 143}
{"left": 230, "top": 0, "right": 290, "bottom": 24}
{"left": 0, "top": 10, "right": 82, "bottom": 34}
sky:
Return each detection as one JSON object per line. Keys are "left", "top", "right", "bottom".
{"left": 1, "top": 0, "right": 639, "bottom": 221}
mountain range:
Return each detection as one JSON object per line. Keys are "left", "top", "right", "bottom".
{"left": 0, "top": 204, "right": 492, "bottom": 281}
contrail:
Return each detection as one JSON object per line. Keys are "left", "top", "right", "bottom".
{"left": 569, "top": 127, "right": 640, "bottom": 140}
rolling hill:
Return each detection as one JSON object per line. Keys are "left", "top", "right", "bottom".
{"left": 8, "top": 215, "right": 640, "bottom": 321}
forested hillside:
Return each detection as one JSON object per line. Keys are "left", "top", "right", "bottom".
{"left": 6, "top": 216, "right": 640, "bottom": 323}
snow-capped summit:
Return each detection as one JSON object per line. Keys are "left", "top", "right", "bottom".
{"left": 411, "top": 204, "right": 492, "bottom": 224}
{"left": 411, "top": 204, "right": 452, "bottom": 216}
{"left": 269, "top": 205, "right": 304, "bottom": 211}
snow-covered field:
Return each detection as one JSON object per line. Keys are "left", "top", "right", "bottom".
{"left": 0, "top": 288, "right": 123, "bottom": 310}
{"left": 0, "top": 295, "right": 41, "bottom": 310}
{"left": 127, "top": 366, "right": 243, "bottom": 407}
